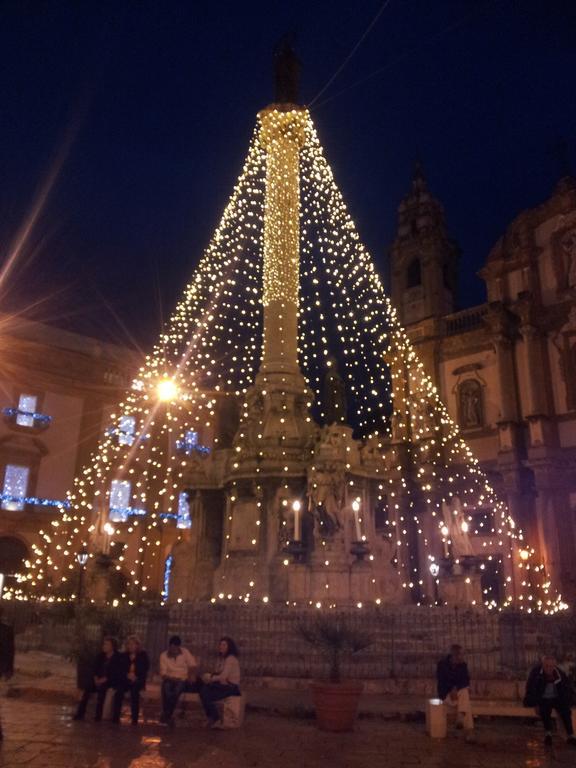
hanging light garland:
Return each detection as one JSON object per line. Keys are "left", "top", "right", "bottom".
{"left": 10, "top": 110, "right": 565, "bottom": 615}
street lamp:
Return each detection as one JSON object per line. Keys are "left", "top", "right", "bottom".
{"left": 76, "top": 547, "right": 88, "bottom": 603}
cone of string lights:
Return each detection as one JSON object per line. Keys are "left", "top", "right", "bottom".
{"left": 13, "top": 95, "right": 565, "bottom": 615}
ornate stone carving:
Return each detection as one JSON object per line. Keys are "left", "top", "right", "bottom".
{"left": 458, "top": 379, "right": 484, "bottom": 429}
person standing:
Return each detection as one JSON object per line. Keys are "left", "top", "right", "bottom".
{"left": 436, "top": 644, "right": 474, "bottom": 732}
{"left": 199, "top": 637, "right": 241, "bottom": 729}
{"left": 73, "top": 636, "right": 122, "bottom": 722}
{"left": 112, "top": 636, "right": 149, "bottom": 725}
{"left": 0, "top": 609, "right": 15, "bottom": 741}
{"left": 159, "top": 635, "right": 197, "bottom": 726}
{"left": 524, "top": 654, "right": 576, "bottom": 747}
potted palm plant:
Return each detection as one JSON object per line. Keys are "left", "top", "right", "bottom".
{"left": 299, "top": 617, "right": 372, "bottom": 732}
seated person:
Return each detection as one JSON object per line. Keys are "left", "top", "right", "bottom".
{"left": 159, "top": 635, "right": 197, "bottom": 725}
{"left": 524, "top": 653, "right": 576, "bottom": 748}
{"left": 436, "top": 643, "right": 473, "bottom": 732}
{"left": 199, "top": 636, "right": 241, "bottom": 728}
{"left": 112, "top": 635, "right": 150, "bottom": 725}
{"left": 74, "top": 636, "right": 122, "bottom": 721}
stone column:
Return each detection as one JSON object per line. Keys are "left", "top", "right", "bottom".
{"left": 258, "top": 107, "right": 307, "bottom": 375}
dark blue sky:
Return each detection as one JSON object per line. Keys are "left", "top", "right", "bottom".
{"left": 1, "top": 0, "right": 575, "bottom": 348}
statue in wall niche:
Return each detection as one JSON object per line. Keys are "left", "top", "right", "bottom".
{"left": 373, "top": 534, "right": 403, "bottom": 604}
{"left": 360, "top": 436, "right": 384, "bottom": 466}
{"left": 323, "top": 357, "right": 347, "bottom": 425}
{"left": 307, "top": 463, "right": 345, "bottom": 534}
{"left": 458, "top": 379, "right": 483, "bottom": 429}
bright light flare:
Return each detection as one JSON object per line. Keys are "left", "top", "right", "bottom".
{"left": 157, "top": 378, "right": 178, "bottom": 402}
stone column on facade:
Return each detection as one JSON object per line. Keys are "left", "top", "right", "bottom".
{"left": 532, "top": 469, "right": 576, "bottom": 603}
{"left": 515, "top": 294, "right": 555, "bottom": 448}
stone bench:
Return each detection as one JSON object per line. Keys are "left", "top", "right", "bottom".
{"left": 141, "top": 683, "right": 245, "bottom": 728}
{"left": 426, "top": 698, "right": 576, "bottom": 738}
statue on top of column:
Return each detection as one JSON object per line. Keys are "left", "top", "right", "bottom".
{"left": 274, "top": 37, "right": 300, "bottom": 104}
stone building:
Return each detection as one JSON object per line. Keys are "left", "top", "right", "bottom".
{"left": 390, "top": 169, "right": 576, "bottom": 601}
{"left": 0, "top": 314, "right": 138, "bottom": 591}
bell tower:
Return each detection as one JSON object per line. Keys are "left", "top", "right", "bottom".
{"left": 390, "top": 163, "right": 459, "bottom": 326}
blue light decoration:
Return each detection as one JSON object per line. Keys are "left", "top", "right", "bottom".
{"left": 105, "top": 415, "right": 145, "bottom": 446}
{"left": 176, "top": 492, "right": 192, "bottom": 529}
{"left": 0, "top": 493, "right": 71, "bottom": 509}
{"left": 175, "top": 430, "right": 210, "bottom": 456}
{"left": 108, "top": 480, "right": 147, "bottom": 522}
{"left": 162, "top": 554, "right": 174, "bottom": 600}
{"left": 2, "top": 407, "right": 52, "bottom": 427}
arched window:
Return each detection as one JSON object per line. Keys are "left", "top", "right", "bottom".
{"left": 458, "top": 379, "right": 484, "bottom": 429}
{"left": 406, "top": 258, "right": 421, "bottom": 289}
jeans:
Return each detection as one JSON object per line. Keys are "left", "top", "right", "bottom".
{"left": 75, "top": 684, "right": 110, "bottom": 721}
{"left": 199, "top": 682, "right": 240, "bottom": 723}
{"left": 539, "top": 701, "right": 574, "bottom": 736}
{"left": 161, "top": 678, "right": 186, "bottom": 719}
{"left": 113, "top": 681, "right": 144, "bottom": 723}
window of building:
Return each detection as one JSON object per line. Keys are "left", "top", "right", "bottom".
{"left": 177, "top": 492, "right": 192, "bottom": 529}
{"left": 16, "top": 394, "right": 37, "bottom": 428}
{"left": 118, "top": 415, "right": 136, "bottom": 446}
{"left": 109, "top": 479, "right": 131, "bottom": 523}
{"left": 406, "top": 258, "right": 422, "bottom": 288}
{"left": 1, "top": 464, "right": 30, "bottom": 511}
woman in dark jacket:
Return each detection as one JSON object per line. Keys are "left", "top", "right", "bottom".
{"left": 524, "top": 654, "right": 576, "bottom": 747}
{"left": 112, "top": 635, "right": 149, "bottom": 724}
{"left": 73, "top": 636, "right": 122, "bottom": 722}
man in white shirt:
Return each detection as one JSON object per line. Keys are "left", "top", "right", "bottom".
{"left": 159, "top": 635, "right": 197, "bottom": 725}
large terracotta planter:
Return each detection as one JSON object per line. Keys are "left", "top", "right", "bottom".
{"left": 310, "top": 680, "right": 364, "bottom": 732}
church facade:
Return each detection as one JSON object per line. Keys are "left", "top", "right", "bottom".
{"left": 390, "top": 170, "right": 576, "bottom": 601}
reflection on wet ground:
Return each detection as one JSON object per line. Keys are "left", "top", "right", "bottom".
{"left": 1, "top": 699, "right": 575, "bottom": 767}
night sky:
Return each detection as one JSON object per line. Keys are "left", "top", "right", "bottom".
{"left": 1, "top": 0, "right": 575, "bottom": 350}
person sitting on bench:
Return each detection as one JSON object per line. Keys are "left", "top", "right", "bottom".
{"left": 159, "top": 635, "right": 197, "bottom": 726}
{"left": 113, "top": 635, "right": 150, "bottom": 725}
{"left": 524, "top": 653, "right": 576, "bottom": 748}
{"left": 436, "top": 644, "right": 474, "bottom": 732}
{"left": 74, "top": 636, "right": 122, "bottom": 722}
{"left": 199, "top": 636, "right": 241, "bottom": 729}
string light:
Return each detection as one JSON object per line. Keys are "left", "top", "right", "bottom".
{"left": 13, "top": 108, "right": 565, "bottom": 615}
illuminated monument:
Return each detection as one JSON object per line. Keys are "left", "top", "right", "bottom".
{"left": 24, "top": 47, "right": 564, "bottom": 614}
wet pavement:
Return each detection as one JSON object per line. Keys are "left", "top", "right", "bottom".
{"left": 1, "top": 698, "right": 575, "bottom": 767}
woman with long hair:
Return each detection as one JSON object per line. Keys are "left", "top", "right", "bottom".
{"left": 199, "top": 636, "right": 241, "bottom": 728}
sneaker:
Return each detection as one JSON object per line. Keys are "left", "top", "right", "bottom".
{"left": 544, "top": 733, "right": 553, "bottom": 747}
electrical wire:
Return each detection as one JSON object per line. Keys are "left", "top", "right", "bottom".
{"left": 308, "top": 0, "right": 394, "bottom": 107}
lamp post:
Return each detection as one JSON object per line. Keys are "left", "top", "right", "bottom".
{"left": 350, "top": 497, "right": 370, "bottom": 561}
{"left": 283, "top": 499, "right": 306, "bottom": 563}
{"left": 76, "top": 547, "right": 88, "bottom": 603}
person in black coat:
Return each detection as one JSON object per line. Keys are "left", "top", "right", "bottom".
{"left": 0, "top": 609, "right": 15, "bottom": 741}
{"left": 436, "top": 644, "right": 474, "bottom": 731}
{"left": 524, "top": 654, "right": 576, "bottom": 747}
{"left": 112, "top": 635, "right": 150, "bottom": 724}
{"left": 73, "top": 636, "right": 122, "bottom": 722}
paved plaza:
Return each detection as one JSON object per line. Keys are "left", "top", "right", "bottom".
{"left": 1, "top": 697, "right": 576, "bottom": 768}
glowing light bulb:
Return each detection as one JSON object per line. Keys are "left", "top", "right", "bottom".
{"left": 157, "top": 378, "right": 178, "bottom": 402}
